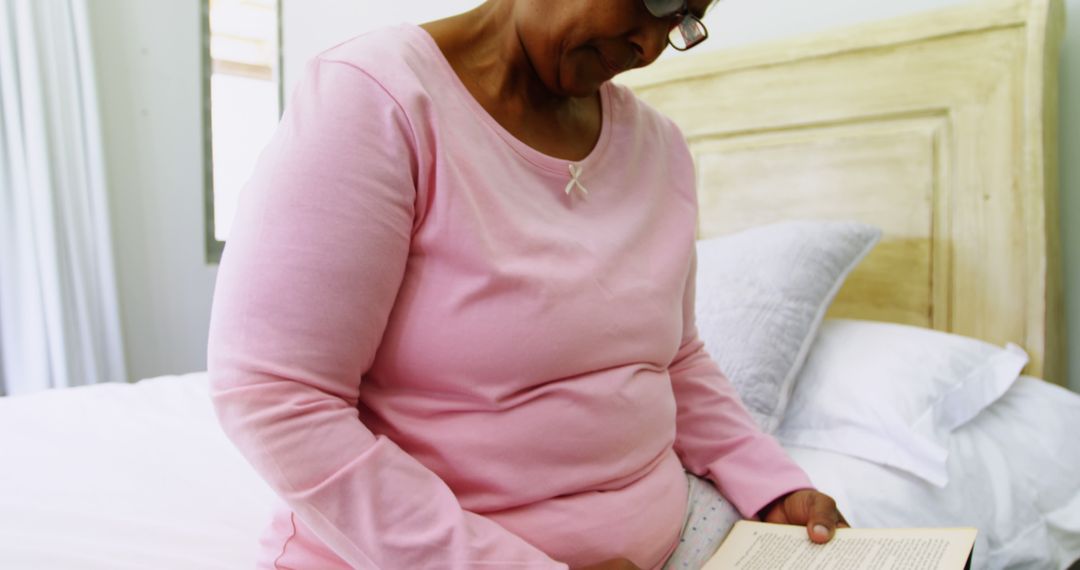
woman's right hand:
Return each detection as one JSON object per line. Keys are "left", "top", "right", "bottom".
{"left": 575, "top": 558, "right": 643, "bottom": 570}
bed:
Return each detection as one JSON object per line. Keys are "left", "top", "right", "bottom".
{"left": 1, "top": 0, "right": 1076, "bottom": 568}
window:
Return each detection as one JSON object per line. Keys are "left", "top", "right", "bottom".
{"left": 202, "top": 0, "right": 282, "bottom": 262}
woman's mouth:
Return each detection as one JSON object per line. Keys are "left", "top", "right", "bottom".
{"left": 596, "top": 49, "right": 633, "bottom": 77}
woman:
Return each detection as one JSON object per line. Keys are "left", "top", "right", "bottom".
{"left": 207, "top": 1, "right": 848, "bottom": 568}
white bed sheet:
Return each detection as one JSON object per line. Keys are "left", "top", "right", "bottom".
{"left": 784, "top": 376, "right": 1080, "bottom": 570}
{"left": 0, "top": 373, "right": 276, "bottom": 570}
{"left": 0, "top": 373, "right": 1077, "bottom": 569}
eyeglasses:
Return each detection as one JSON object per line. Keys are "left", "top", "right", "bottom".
{"left": 642, "top": 0, "right": 709, "bottom": 51}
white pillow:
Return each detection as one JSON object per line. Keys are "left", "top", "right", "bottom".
{"left": 775, "top": 319, "right": 1028, "bottom": 486}
{"left": 694, "top": 221, "right": 881, "bottom": 433}
{"left": 784, "top": 376, "right": 1080, "bottom": 569}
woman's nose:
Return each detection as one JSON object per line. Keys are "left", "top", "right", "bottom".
{"left": 630, "top": 8, "right": 669, "bottom": 64}
{"left": 629, "top": 16, "right": 672, "bottom": 65}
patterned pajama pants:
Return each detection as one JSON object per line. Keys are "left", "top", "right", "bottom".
{"left": 662, "top": 473, "right": 742, "bottom": 570}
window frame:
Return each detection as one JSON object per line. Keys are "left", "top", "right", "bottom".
{"left": 201, "top": 0, "right": 285, "bottom": 264}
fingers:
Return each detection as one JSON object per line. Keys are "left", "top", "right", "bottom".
{"left": 761, "top": 499, "right": 791, "bottom": 525}
{"left": 761, "top": 490, "right": 850, "bottom": 544}
{"left": 808, "top": 492, "right": 846, "bottom": 544}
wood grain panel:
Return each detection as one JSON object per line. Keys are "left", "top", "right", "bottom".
{"left": 619, "top": 0, "right": 1065, "bottom": 384}
{"left": 693, "top": 118, "right": 943, "bottom": 327}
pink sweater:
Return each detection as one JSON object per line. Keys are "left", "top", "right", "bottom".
{"left": 207, "top": 24, "right": 812, "bottom": 570}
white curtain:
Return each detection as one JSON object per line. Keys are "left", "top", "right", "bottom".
{"left": 0, "top": 0, "right": 126, "bottom": 396}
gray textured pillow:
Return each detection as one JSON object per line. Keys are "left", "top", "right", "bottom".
{"left": 693, "top": 221, "right": 881, "bottom": 433}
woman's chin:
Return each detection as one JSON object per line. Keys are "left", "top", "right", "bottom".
{"left": 557, "top": 72, "right": 608, "bottom": 98}
{"left": 565, "top": 82, "right": 606, "bottom": 98}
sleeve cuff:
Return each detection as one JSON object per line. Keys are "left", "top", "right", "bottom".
{"left": 702, "top": 435, "right": 815, "bottom": 518}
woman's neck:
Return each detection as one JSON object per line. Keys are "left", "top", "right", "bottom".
{"left": 420, "top": 1, "right": 603, "bottom": 161}
{"left": 421, "top": 1, "right": 577, "bottom": 114}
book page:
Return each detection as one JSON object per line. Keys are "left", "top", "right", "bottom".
{"left": 705, "top": 521, "right": 976, "bottom": 570}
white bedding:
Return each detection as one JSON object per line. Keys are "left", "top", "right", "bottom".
{"left": 0, "top": 373, "right": 275, "bottom": 569}
{"left": 784, "top": 376, "right": 1080, "bottom": 570}
{"left": 0, "top": 372, "right": 1077, "bottom": 569}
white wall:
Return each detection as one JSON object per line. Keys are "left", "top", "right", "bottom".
{"left": 87, "top": 0, "right": 218, "bottom": 382}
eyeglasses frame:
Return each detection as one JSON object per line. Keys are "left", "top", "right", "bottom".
{"left": 643, "top": 0, "right": 710, "bottom": 51}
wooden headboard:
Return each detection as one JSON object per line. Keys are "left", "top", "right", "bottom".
{"left": 619, "top": 0, "right": 1066, "bottom": 385}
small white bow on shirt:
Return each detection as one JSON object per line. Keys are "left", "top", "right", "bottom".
{"left": 565, "top": 163, "right": 590, "bottom": 197}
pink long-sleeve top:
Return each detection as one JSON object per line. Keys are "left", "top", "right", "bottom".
{"left": 207, "top": 24, "right": 813, "bottom": 570}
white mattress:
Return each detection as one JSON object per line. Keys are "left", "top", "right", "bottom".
{"left": 0, "top": 372, "right": 1077, "bottom": 569}
{"left": 0, "top": 373, "right": 276, "bottom": 569}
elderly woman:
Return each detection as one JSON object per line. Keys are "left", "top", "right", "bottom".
{"left": 207, "top": 1, "right": 847, "bottom": 569}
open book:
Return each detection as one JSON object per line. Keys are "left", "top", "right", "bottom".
{"left": 705, "top": 521, "right": 976, "bottom": 570}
